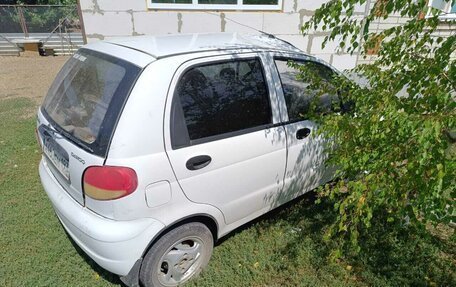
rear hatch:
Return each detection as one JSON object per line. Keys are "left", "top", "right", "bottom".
{"left": 37, "top": 48, "right": 142, "bottom": 205}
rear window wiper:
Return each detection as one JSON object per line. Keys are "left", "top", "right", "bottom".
{"left": 40, "top": 124, "right": 63, "bottom": 139}
{"left": 40, "top": 122, "right": 94, "bottom": 153}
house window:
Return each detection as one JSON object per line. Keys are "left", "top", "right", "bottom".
{"left": 147, "top": 0, "right": 282, "bottom": 11}
{"left": 428, "top": 0, "right": 456, "bottom": 20}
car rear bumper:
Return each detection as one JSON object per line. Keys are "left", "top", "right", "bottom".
{"left": 39, "top": 158, "right": 165, "bottom": 276}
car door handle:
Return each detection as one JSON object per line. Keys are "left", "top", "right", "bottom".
{"left": 186, "top": 155, "right": 212, "bottom": 171}
{"left": 296, "top": 128, "right": 311, "bottom": 140}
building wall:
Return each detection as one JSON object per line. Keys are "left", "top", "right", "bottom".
{"left": 359, "top": 14, "right": 455, "bottom": 65}
{"left": 78, "top": 0, "right": 454, "bottom": 70}
{"left": 78, "top": 0, "right": 369, "bottom": 70}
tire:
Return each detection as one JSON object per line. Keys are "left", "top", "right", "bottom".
{"left": 139, "top": 222, "right": 214, "bottom": 287}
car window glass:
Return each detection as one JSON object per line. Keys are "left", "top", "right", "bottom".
{"left": 174, "top": 58, "right": 271, "bottom": 144}
{"left": 274, "top": 59, "right": 339, "bottom": 121}
{"left": 42, "top": 49, "right": 141, "bottom": 156}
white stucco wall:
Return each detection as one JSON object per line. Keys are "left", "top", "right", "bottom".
{"left": 78, "top": 0, "right": 369, "bottom": 70}
{"left": 78, "top": 1, "right": 455, "bottom": 70}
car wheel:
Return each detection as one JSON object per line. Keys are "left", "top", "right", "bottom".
{"left": 139, "top": 222, "right": 214, "bottom": 287}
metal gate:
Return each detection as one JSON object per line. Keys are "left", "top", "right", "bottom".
{"left": 0, "top": 4, "right": 85, "bottom": 56}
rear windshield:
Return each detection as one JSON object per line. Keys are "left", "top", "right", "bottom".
{"left": 42, "top": 49, "right": 141, "bottom": 156}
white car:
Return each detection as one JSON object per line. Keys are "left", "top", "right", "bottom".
{"left": 37, "top": 32, "right": 340, "bottom": 287}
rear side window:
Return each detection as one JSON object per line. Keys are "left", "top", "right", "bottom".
{"left": 42, "top": 49, "right": 141, "bottom": 156}
{"left": 171, "top": 58, "right": 271, "bottom": 148}
{"left": 275, "top": 59, "right": 339, "bottom": 122}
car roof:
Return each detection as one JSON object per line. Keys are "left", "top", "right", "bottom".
{"left": 105, "top": 32, "right": 302, "bottom": 59}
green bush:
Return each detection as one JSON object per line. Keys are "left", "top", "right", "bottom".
{"left": 301, "top": 0, "right": 455, "bottom": 255}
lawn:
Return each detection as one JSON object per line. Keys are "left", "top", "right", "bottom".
{"left": 0, "top": 97, "right": 454, "bottom": 286}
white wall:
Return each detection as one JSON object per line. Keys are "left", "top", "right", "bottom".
{"left": 79, "top": 0, "right": 367, "bottom": 70}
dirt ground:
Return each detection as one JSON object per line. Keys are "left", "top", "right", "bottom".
{"left": 0, "top": 54, "right": 69, "bottom": 104}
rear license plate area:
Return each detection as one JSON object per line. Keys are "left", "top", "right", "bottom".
{"left": 39, "top": 126, "right": 70, "bottom": 181}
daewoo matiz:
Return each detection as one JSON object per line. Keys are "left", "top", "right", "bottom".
{"left": 37, "top": 32, "right": 342, "bottom": 287}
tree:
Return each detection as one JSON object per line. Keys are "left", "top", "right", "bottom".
{"left": 0, "top": 0, "right": 79, "bottom": 33}
{"left": 301, "top": 0, "right": 455, "bottom": 254}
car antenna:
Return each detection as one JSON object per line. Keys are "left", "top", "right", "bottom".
{"left": 203, "top": 11, "right": 300, "bottom": 50}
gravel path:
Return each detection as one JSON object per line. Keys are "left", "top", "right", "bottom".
{"left": 0, "top": 54, "right": 70, "bottom": 104}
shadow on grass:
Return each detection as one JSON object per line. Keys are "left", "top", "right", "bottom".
{"left": 222, "top": 190, "right": 456, "bottom": 286}
{"left": 62, "top": 230, "right": 125, "bottom": 286}
{"left": 215, "top": 192, "right": 326, "bottom": 247}
{"left": 350, "top": 217, "right": 456, "bottom": 286}
{"left": 57, "top": 189, "right": 454, "bottom": 286}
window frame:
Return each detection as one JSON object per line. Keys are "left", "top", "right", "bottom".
{"left": 427, "top": 0, "right": 456, "bottom": 20}
{"left": 271, "top": 54, "right": 340, "bottom": 124}
{"left": 147, "top": 0, "right": 283, "bottom": 11}
{"left": 169, "top": 54, "right": 275, "bottom": 150}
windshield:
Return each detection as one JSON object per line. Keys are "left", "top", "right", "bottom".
{"left": 42, "top": 49, "right": 141, "bottom": 156}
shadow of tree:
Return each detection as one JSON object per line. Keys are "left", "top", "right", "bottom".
{"left": 253, "top": 191, "right": 455, "bottom": 286}
{"left": 349, "top": 215, "right": 456, "bottom": 286}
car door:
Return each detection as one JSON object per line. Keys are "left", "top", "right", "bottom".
{"left": 270, "top": 54, "right": 340, "bottom": 201}
{"left": 164, "top": 53, "right": 287, "bottom": 225}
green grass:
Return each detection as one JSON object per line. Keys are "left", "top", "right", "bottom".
{"left": 1, "top": 97, "right": 454, "bottom": 286}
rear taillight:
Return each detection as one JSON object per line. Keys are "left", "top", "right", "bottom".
{"left": 83, "top": 166, "right": 138, "bottom": 200}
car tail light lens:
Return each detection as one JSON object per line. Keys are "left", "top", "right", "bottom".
{"left": 83, "top": 166, "right": 138, "bottom": 200}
